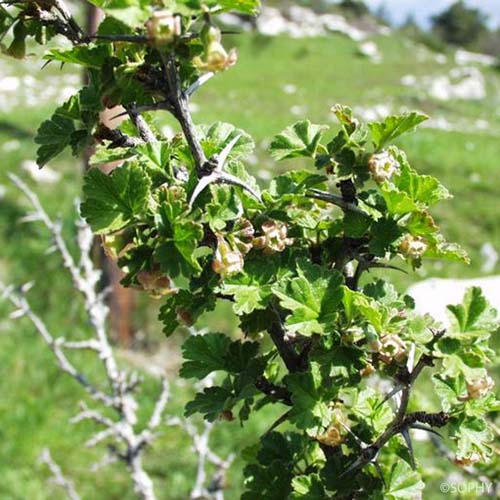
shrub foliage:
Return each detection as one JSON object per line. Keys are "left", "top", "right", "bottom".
{"left": 1, "top": 0, "right": 499, "bottom": 497}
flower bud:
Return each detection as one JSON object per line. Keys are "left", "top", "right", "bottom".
{"left": 145, "top": 10, "right": 181, "bottom": 46}
{"left": 360, "top": 363, "right": 375, "bottom": 378}
{"left": 466, "top": 376, "right": 494, "bottom": 400}
{"left": 212, "top": 235, "right": 244, "bottom": 277}
{"left": 101, "top": 233, "right": 134, "bottom": 261}
{"left": 177, "top": 307, "right": 194, "bottom": 326}
{"left": 399, "top": 234, "right": 428, "bottom": 260}
{"left": 368, "top": 150, "right": 400, "bottom": 183}
{"left": 378, "top": 334, "right": 407, "bottom": 365}
{"left": 234, "top": 219, "right": 255, "bottom": 241}
{"left": 454, "top": 451, "right": 482, "bottom": 467}
{"left": 136, "top": 270, "right": 174, "bottom": 299}
{"left": 193, "top": 24, "right": 237, "bottom": 72}
{"left": 316, "top": 408, "right": 347, "bottom": 447}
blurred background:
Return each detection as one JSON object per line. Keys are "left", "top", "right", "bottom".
{"left": 0, "top": 1, "right": 499, "bottom": 498}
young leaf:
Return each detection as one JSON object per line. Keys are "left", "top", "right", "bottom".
{"left": 44, "top": 44, "right": 111, "bottom": 68}
{"left": 369, "top": 112, "right": 428, "bottom": 150}
{"left": 270, "top": 120, "right": 328, "bottom": 161}
{"left": 272, "top": 261, "right": 343, "bottom": 336}
{"left": 447, "top": 287, "right": 498, "bottom": 335}
{"left": 81, "top": 162, "right": 151, "bottom": 234}
{"left": 450, "top": 416, "right": 494, "bottom": 462}
{"left": 384, "top": 461, "right": 424, "bottom": 500}
{"left": 290, "top": 474, "right": 326, "bottom": 499}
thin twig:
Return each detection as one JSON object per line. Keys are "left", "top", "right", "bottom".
{"left": 39, "top": 448, "right": 81, "bottom": 500}
{"left": 306, "top": 188, "right": 367, "bottom": 215}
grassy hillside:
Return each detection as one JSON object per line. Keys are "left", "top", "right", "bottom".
{"left": 0, "top": 26, "right": 499, "bottom": 498}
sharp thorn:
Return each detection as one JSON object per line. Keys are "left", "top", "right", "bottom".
{"left": 188, "top": 173, "right": 218, "bottom": 209}
{"left": 217, "top": 172, "right": 262, "bottom": 203}
{"left": 185, "top": 72, "right": 215, "bottom": 97}
{"left": 410, "top": 424, "right": 444, "bottom": 439}
{"left": 373, "top": 460, "right": 386, "bottom": 487}
{"left": 401, "top": 428, "right": 416, "bottom": 470}
{"left": 216, "top": 134, "right": 242, "bottom": 172}
{"left": 375, "top": 384, "right": 403, "bottom": 410}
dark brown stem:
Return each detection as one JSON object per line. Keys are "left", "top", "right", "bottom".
{"left": 255, "top": 377, "right": 292, "bottom": 406}
{"left": 163, "top": 54, "right": 207, "bottom": 173}
{"left": 268, "top": 320, "right": 302, "bottom": 373}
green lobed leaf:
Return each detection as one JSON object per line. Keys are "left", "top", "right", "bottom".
{"left": 368, "top": 112, "right": 428, "bottom": 150}
{"left": 285, "top": 362, "right": 331, "bottom": 435}
{"left": 272, "top": 261, "right": 343, "bottom": 336}
{"left": 180, "top": 333, "right": 232, "bottom": 379}
{"left": 384, "top": 461, "right": 424, "bottom": 499}
{"left": 184, "top": 386, "right": 233, "bottom": 421}
{"left": 394, "top": 152, "right": 451, "bottom": 206}
{"left": 450, "top": 415, "right": 494, "bottom": 462}
{"left": 199, "top": 122, "right": 255, "bottom": 160}
{"left": 180, "top": 333, "right": 260, "bottom": 379}
{"left": 87, "top": 0, "right": 151, "bottom": 27}
{"left": 44, "top": 44, "right": 111, "bottom": 68}
{"left": 290, "top": 474, "right": 326, "bottom": 499}
{"left": 35, "top": 114, "right": 75, "bottom": 167}
{"left": 269, "top": 120, "right": 329, "bottom": 161}
{"left": 81, "top": 162, "right": 151, "bottom": 234}
{"left": 447, "top": 287, "right": 498, "bottom": 335}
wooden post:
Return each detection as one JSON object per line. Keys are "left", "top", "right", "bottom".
{"left": 85, "top": 3, "right": 136, "bottom": 348}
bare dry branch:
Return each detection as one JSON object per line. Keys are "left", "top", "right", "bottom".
{"left": 39, "top": 448, "right": 80, "bottom": 500}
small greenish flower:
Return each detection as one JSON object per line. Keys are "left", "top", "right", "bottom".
{"left": 399, "top": 234, "right": 428, "bottom": 260}
{"left": 368, "top": 150, "right": 400, "bottom": 183}
{"left": 253, "top": 220, "right": 293, "bottom": 255}
{"left": 212, "top": 235, "right": 244, "bottom": 277}
{"left": 193, "top": 25, "right": 237, "bottom": 72}
{"left": 145, "top": 10, "right": 181, "bottom": 46}
{"left": 378, "top": 334, "right": 407, "bottom": 364}
{"left": 466, "top": 376, "right": 494, "bottom": 400}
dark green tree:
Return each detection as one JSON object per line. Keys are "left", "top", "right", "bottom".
{"left": 431, "top": 0, "right": 488, "bottom": 46}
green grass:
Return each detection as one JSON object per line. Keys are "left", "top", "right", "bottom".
{"left": 1, "top": 29, "right": 499, "bottom": 498}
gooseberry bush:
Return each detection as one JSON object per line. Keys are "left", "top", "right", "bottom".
{"left": 2, "top": 0, "right": 499, "bottom": 498}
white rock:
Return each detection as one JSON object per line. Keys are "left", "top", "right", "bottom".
{"left": 257, "top": 7, "right": 288, "bottom": 36}
{"left": 401, "top": 74, "right": 417, "bottom": 87}
{"left": 434, "top": 53, "right": 447, "bottom": 65}
{"left": 2, "top": 140, "right": 20, "bottom": 152}
{"left": 455, "top": 49, "right": 496, "bottom": 67}
{"left": 217, "top": 12, "right": 251, "bottom": 31}
{"left": 480, "top": 243, "right": 498, "bottom": 273}
{"left": 0, "top": 76, "right": 20, "bottom": 92}
{"left": 322, "top": 14, "right": 366, "bottom": 41}
{"left": 358, "top": 41, "right": 382, "bottom": 63}
{"left": 475, "top": 119, "right": 489, "bottom": 130}
{"left": 469, "top": 172, "right": 481, "bottom": 183}
{"left": 407, "top": 276, "right": 500, "bottom": 326}
{"left": 256, "top": 6, "right": 370, "bottom": 41}
{"left": 246, "top": 153, "right": 258, "bottom": 166}
{"left": 290, "top": 104, "right": 307, "bottom": 116}
{"left": 21, "top": 160, "right": 61, "bottom": 184}
{"left": 421, "top": 67, "right": 486, "bottom": 101}
{"left": 353, "top": 103, "right": 391, "bottom": 121}
{"left": 282, "top": 84, "right": 297, "bottom": 95}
